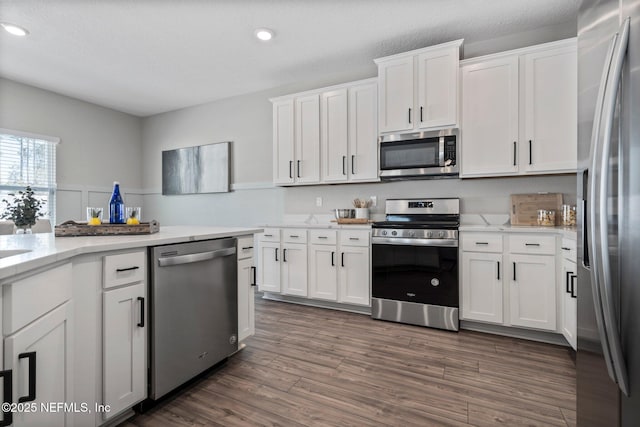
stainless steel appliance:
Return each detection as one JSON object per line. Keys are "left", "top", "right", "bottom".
{"left": 149, "top": 238, "right": 238, "bottom": 400}
{"left": 371, "top": 198, "right": 459, "bottom": 331}
{"left": 577, "top": 0, "right": 640, "bottom": 425}
{"left": 379, "top": 129, "right": 458, "bottom": 180}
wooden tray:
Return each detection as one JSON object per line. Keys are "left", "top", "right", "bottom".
{"left": 510, "top": 193, "right": 563, "bottom": 226}
{"left": 331, "top": 218, "right": 373, "bottom": 224}
{"left": 55, "top": 220, "right": 160, "bottom": 237}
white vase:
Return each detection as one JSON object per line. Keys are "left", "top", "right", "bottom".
{"left": 355, "top": 208, "right": 369, "bottom": 219}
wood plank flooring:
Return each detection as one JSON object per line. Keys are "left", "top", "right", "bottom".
{"left": 124, "top": 296, "right": 576, "bottom": 426}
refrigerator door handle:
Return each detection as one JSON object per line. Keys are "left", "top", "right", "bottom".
{"left": 589, "top": 17, "right": 631, "bottom": 397}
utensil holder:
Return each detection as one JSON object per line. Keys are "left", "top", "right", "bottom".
{"left": 355, "top": 208, "right": 369, "bottom": 219}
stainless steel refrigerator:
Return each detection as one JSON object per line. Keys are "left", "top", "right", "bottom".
{"left": 577, "top": 0, "right": 640, "bottom": 425}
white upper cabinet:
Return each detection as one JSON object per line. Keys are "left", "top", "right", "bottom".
{"left": 460, "top": 38, "right": 577, "bottom": 178}
{"left": 272, "top": 78, "right": 378, "bottom": 186}
{"left": 460, "top": 56, "right": 519, "bottom": 176}
{"left": 521, "top": 44, "right": 577, "bottom": 173}
{"left": 375, "top": 39, "right": 463, "bottom": 134}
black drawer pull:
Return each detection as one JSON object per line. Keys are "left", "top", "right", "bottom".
{"left": 241, "top": 246, "right": 253, "bottom": 251}
{"left": 475, "top": 242, "right": 489, "bottom": 245}
{"left": 116, "top": 266, "right": 140, "bottom": 272}
{"left": 137, "top": 297, "right": 145, "bottom": 327}
{"left": 0, "top": 369, "right": 12, "bottom": 426}
{"left": 318, "top": 236, "right": 328, "bottom": 239}
{"left": 264, "top": 234, "right": 273, "bottom": 237}
{"left": 561, "top": 247, "right": 571, "bottom": 251}
{"left": 289, "top": 235, "right": 300, "bottom": 238}
{"left": 349, "top": 237, "right": 360, "bottom": 241}
{"left": 18, "top": 352, "right": 36, "bottom": 403}
{"left": 525, "top": 243, "right": 540, "bottom": 247}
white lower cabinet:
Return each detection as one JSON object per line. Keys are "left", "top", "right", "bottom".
{"left": 560, "top": 238, "right": 577, "bottom": 350}
{"left": 508, "top": 253, "right": 556, "bottom": 331}
{"left": 461, "top": 251, "right": 503, "bottom": 323}
{"left": 258, "top": 227, "right": 371, "bottom": 308}
{"left": 4, "top": 302, "right": 74, "bottom": 427}
{"left": 237, "top": 236, "right": 256, "bottom": 343}
{"left": 102, "top": 283, "right": 146, "bottom": 419}
{"left": 461, "top": 231, "right": 559, "bottom": 333}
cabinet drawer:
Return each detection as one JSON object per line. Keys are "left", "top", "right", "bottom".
{"left": 282, "top": 229, "right": 308, "bottom": 244}
{"left": 339, "top": 229, "right": 370, "bottom": 247}
{"left": 309, "top": 230, "right": 337, "bottom": 245}
{"left": 104, "top": 250, "right": 146, "bottom": 289}
{"left": 461, "top": 233, "right": 503, "bottom": 253}
{"left": 3, "top": 263, "right": 72, "bottom": 335}
{"left": 237, "top": 235, "right": 255, "bottom": 260}
{"left": 561, "top": 237, "right": 577, "bottom": 262}
{"left": 508, "top": 234, "right": 556, "bottom": 255}
{"left": 259, "top": 228, "right": 281, "bottom": 242}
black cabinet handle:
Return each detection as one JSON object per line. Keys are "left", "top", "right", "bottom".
{"left": 318, "top": 236, "right": 328, "bottom": 240}
{"left": 283, "top": 248, "right": 287, "bottom": 262}
{"left": 289, "top": 160, "right": 293, "bottom": 179}
{"left": 331, "top": 251, "right": 335, "bottom": 266}
{"left": 497, "top": 261, "right": 500, "bottom": 280}
{"left": 18, "top": 352, "right": 36, "bottom": 403}
{"left": 420, "top": 106, "right": 424, "bottom": 122}
{"left": 570, "top": 275, "right": 577, "bottom": 298}
{"left": 251, "top": 266, "right": 257, "bottom": 286}
{"left": 297, "top": 160, "right": 301, "bottom": 178}
{"left": 566, "top": 271, "right": 574, "bottom": 294}
{"left": 561, "top": 247, "right": 571, "bottom": 251}
{"left": 0, "top": 369, "right": 12, "bottom": 427}
{"left": 342, "top": 156, "right": 347, "bottom": 175}
{"left": 264, "top": 234, "right": 273, "bottom": 237}
{"left": 341, "top": 252, "right": 345, "bottom": 267}
{"left": 513, "top": 141, "right": 517, "bottom": 166}
{"left": 525, "top": 243, "right": 540, "bottom": 247}
{"left": 275, "top": 248, "right": 278, "bottom": 262}
{"left": 351, "top": 155, "right": 355, "bottom": 175}
{"left": 349, "top": 237, "right": 359, "bottom": 241}
{"left": 513, "top": 262, "right": 516, "bottom": 281}
{"left": 116, "top": 266, "right": 140, "bottom": 272}
{"left": 241, "top": 246, "right": 253, "bottom": 251}
{"left": 137, "top": 297, "right": 145, "bottom": 327}
{"left": 289, "top": 235, "right": 299, "bottom": 238}
{"left": 408, "top": 108, "right": 412, "bottom": 124}
{"left": 529, "top": 140, "right": 532, "bottom": 165}
{"left": 475, "top": 242, "right": 489, "bottom": 245}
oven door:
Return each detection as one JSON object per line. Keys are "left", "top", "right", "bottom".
{"left": 371, "top": 239, "right": 458, "bottom": 308}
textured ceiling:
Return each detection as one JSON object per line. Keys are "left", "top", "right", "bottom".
{"left": 0, "top": 0, "right": 579, "bottom": 117}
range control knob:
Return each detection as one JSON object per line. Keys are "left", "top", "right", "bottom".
{"left": 426, "top": 231, "right": 433, "bottom": 238}
{"left": 438, "top": 231, "right": 446, "bottom": 238}
{"left": 408, "top": 231, "right": 415, "bottom": 237}
{"left": 381, "top": 230, "right": 387, "bottom": 236}
{"left": 391, "top": 230, "right": 397, "bottom": 236}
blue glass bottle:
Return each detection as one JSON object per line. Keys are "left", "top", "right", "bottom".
{"left": 109, "top": 181, "right": 125, "bottom": 224}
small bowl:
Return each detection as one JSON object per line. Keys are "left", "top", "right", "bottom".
{"left": 334, "top": 209, "right": 355, "bottom": 219}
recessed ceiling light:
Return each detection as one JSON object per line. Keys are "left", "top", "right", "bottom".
{"left": 1, "top": 22, "right": 29, "bottom": 37}
{"left": 255, "top": 28, "right": 274, "bottom": 42}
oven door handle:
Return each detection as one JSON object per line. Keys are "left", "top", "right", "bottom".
{"left": 372, "top": 237, "right": 458, "bottom": 247}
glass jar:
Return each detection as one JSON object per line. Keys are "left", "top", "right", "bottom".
{"left": 537, "top": 209, "right": 556, "bottom": 226}
{"left": 561, "top": 204, "right": 576, "bottom": 227}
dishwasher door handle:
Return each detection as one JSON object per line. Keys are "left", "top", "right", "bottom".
{"left": 158, "top": 247, "right": 236, "bottom": 267}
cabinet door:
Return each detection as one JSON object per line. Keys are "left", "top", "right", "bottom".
{"left": 272, "top": 99, "right": 295, "bottom": 185}
{"left": 258, "top": 241, "right": 281, "bottom": 293}
{"left": 508, "top": 254, "right": 556, "bottom": 331}
{"left": 321, "top": 89, "right": 349, "bottom": 182}
{"left": 295, "top": 94, "right": 320, "bottom": 184}
{"left": 348, "top": 82, "right": 378, "bottom": 181}
{"left": 561, "top": 258, "right": 577, "bottom": 350}
{"left": 461, "top": 252, "right": 503, "bottom": 324}
{"left": 308, "top": 244, "right": 338, "bottom": 301}
{"left": 103, "top": 283, "right": 146, "bottom": 419}
{"left": 417, "top": 48, "right": 458, "bottom": 129}
{"left": 338, "top": 246, "right": 370, "bottom": 306}
{"left": 4, "top": 302, "right": 74, "bottom": 427}
{"left": 281, "top": 244, "right": 308, "bottom": 297}
{"left": 522, "top": 45, "right": 577, "bottom": 173}
{"left": 378, "top": 56, "right": 414, "bottom": 133}
{"left": 461, "top": 56, "right": 519, "bottom": 177}
{"left": 238, "top": 257, "right": 256, "bottom": 342}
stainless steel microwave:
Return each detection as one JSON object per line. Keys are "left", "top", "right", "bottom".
{"left": 379, "top": 129, "right": 458, "bottom": 180}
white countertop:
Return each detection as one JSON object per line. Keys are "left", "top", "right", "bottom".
{"left": 0, "top": 225, "right": 263, "bottom": 281}
{"left": 261, "top": 223, "right": 372, "bottom": 230}
{"left": 459, "top": 224, "right": 577, "bottom": 239}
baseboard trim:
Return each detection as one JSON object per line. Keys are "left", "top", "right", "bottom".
{"left": 460, "top": 320, "right": 570, "bottom": 346}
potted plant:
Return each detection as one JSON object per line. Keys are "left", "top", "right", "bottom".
{"left": 1, "top": 186, "right": 44, "bottom": 233}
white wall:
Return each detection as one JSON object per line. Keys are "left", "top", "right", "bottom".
{"left": 0, "top": 78, "right": 144, "bottom": 222}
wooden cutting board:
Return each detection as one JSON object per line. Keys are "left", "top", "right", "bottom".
{"left": 510, "top": 193, "right": 563, "bottom": 226}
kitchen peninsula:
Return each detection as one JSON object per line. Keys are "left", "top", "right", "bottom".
{"left": 0, "top": 226, "right": 261, "bottom": 427}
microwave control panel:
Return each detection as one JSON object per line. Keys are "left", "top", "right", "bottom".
{"left": 444, "top": 137, "right": 456, "bottom": 165}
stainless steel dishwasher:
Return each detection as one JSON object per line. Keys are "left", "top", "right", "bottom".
{"left": 149, "top": 238, "right": 238, "bottom": 400}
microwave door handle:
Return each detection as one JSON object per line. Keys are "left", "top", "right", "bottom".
{"left": 439, "top": 137, "right": 445, "bottom": 166}
{"left": 588, "top": 18, "right": 630, "bottom": 397}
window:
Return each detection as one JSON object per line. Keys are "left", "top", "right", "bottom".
{"left": 0, "top": 128, "right": 59, "bottom": 225}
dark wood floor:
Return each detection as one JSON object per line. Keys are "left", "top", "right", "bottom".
{"left": 125, "top": 296, "right": 576, "bottom": 426}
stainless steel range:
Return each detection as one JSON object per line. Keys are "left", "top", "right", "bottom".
{"left": 371, "top": 198, "right": 459, "bottom": 331}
